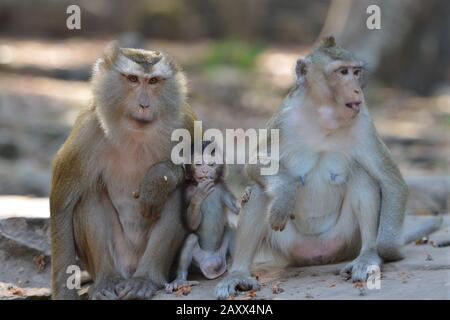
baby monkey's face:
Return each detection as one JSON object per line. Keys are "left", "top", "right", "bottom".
{"left": 192, "top": 154, "right": 220, "bottom": 182}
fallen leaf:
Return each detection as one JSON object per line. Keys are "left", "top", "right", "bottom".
{"left": 272, "top": 283, "right": 284, "bottom": 294}
{"left": 415, "top": 237, "right": 428, "bottom": 245}
{"left": 354, "top": 281, "right": 366, "bottom": 296}
{"left": 8, "top": 286, "right": 24, "bottom": 296}
{"left": 34, "top": 254, "right": 46, "bottom": 272}
{"left": 237, "top": 289, "right": 258, "bottom": 300}
{"left": 175, "top": 284, "right": 193, "bottom": 296}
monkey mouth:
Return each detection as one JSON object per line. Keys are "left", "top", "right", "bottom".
{"left": 128, "top": 114, "right": 153, "bottom": 126}
{"left": 345, "top": 101, "right": 362, "bottom": 112}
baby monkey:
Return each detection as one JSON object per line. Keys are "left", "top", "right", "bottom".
{"left": 165, "top": 142, "right": 239, "bottom": 292}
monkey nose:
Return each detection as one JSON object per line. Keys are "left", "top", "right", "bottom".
{"left": 139, "top": 103, "right": 150, "bottom": 109}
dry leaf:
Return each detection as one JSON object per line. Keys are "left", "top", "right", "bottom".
{"left": 237, "top": 289, "right": 258, "bottom": 300}
{"left": 34, "top": 254, "right": 46, "bottom": 272}
{"left": 175, "top": 284, "right": 192, "bottom": 296}
{"left": 8, "top": 286, "right": 24, "bottom": 296}
{"left": 272, "top": 283, "right": 284, "bottom": 294}
{"left": 354, "top": 281, "right": 366, "bottom": 296}
{"left": 415, "top": 237, "right": 428, "bottom": 245}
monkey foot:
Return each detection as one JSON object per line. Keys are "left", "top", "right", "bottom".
{"left": 165, "top": 279, "right": 199, "bottom": 293}
{"left": 90, "top": 278, "right": 123, "bottom": 300}
{"left": 114, "top": 277, "right": 157, "bottom": 300}
{"left": 340, "top": 249, "right": 382, "bottom": 282}
{"left": 215, "top": 272, "right": 261, "bottom": 300}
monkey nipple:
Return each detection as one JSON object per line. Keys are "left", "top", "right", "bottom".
{"left": 299, "top": 175, "right": 307, "bottom": 186}
{"left": 132, "top": 191, "right": 140, "bottom": 199}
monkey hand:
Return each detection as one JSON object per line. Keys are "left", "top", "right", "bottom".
{"left": 215, "top": 271, "right": 260, "bottom": 300}
{"left": 192, "top": 180, "right": 215, "bottom": 204}
{"left": 267, "top": 196, "right": 295, "bottom": 232}
{"left": 241, "top": 186, "right": 252, "bottom": 205}
{"left": 139, "top": 162, "right": 184, "bottom": 218}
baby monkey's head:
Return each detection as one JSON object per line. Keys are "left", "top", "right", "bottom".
{"left": 186, "top": 140, "right": 225, "bottom": 183}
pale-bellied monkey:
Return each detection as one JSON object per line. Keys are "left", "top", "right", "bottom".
{"left": 216, "top": 37, "right": 442, "bottom": 299}
{"left": 165, "top": 141, "right": 239, "bottom": 292}
{"left": 50, "top": 44, "right": 196, "bottom": 299}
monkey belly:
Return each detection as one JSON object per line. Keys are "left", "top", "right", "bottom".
{"left": 275, "top": 155, "right": 360, "bottom": 265}
{"left": 74, "top": 190, "right": 150, "bottom": 279}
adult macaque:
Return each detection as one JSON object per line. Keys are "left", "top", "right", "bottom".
{"left": 216, "top": 37, "right": 441, "bottom": 299}
{"left": 50, "top": 45, "right": 196, "bottom": 299}
{"left": 166, "top": 143, "right": 239, "bottom": 292}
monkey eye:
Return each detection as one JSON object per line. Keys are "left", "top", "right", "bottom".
{"left": 148, "top": 77, "right": 159, "bottom": 85}
{"left": 340, "top": 68, "right": 349, "bottom": 75}
{"left": 127, "top": 75, "right": 139, "bottom": 83}
{"left": 353, "top": 69, "right": 361, "bottom": 77}
{"left": 207, "top": 162, "right": 215, "bottom": 166}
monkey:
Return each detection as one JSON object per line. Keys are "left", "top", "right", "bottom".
{"left": 165, "top": 142, "right": 239, "bottom": 292}
{"left": 50, "top": 44, "right": 196, "bottom": 299}
{"left": 215, "top": 36, "right": 442, "bottom": 299}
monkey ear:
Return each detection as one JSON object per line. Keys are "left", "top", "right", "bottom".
{"left": 322, "top": 36, "right": 336, "bottom": 48}
{"left": 184, "top": 164, "right": 192, "bottom": 180}
{"left": 217, "top": 164, "right": 227, "bottom": 180}
{"left": 295, "top": 59, "right": 308, "bottom": 85}
{"left": 95, "top": 42, "right": 120, "bottom": 72}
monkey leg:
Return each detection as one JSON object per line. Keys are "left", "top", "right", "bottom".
{"left": 165, "top": 233, "right": 200, "bottom": 293}
{"left": 215, "top": 185, "right": 270, "bottom": 300}
{"left": 73, "top": 193, "right": 125, "bottom": 300}
{"left": 115, "top": 188, "right": 187, "bottom": 299}
{"left": 226, "top": 226, "right": 236, "bottom": 259}
{"left": 340, "top": 169, "right": 382, "bottom": 282}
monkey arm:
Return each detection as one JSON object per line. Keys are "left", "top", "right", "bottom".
{"left": 220, "top": 185, "right": 240, "bottom": 214}
{"left": 185, "top": 197, "right": 203, "bottom": 231}
{"left": 50, "top": 149, "right": 84, "bottom": 299}
{"left": 356, "top": 128, "right": 408, "bottom": 261}
{"left": 139, "top": 160, "right": 185, "bottom": 218}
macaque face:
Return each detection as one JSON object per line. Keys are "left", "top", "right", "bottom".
{"left": 317, "top": 60, "right": 364, "bottom": 130}
{"left": 300, "top": 52, "right": 365, "bottom": 131}
{"left": 93, "top": 48, "right": 185, "bottom": 133}
{"left": 191, "top": 154, "right": 220, "bottom": 182}
{"left": 120, "top": 72, "right": 166, "bottom": 129}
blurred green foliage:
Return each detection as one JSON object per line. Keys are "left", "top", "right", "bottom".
{"left": 202, "top": 39, "right": 264, "bottom": 70}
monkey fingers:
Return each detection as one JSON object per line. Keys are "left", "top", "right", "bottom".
{"left": 241, "top": 186, "right": 252, "bottom": 205}
{"left": 90, "top": 277, "right": 123, "bottom": 300}
{"left": 195, "top": 180, "right": 215, "bottom": 201}
{"left": 114, "top": 278, "right": 157, "bottom": 300}
{"left": 215, "top": 272, "right": 260, "bottom": 300}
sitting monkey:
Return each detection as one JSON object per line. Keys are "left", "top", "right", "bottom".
{"left": 216, "top": 36, "right": 442, "bottom": 299}
{"left": 165, "top": 143, "right": 239, "bottom": 292}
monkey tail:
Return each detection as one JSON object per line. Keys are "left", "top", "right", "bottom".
{"left": 402, "top": 215, "right": 443, "bottom": 244}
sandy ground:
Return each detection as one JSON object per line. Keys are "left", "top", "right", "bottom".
{"left": 0, "top": 196, "right": 449, "bottom": 300}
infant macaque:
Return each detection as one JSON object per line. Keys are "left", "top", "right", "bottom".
{"left": 165, "top": 144, "right": 240, "bottom": 292}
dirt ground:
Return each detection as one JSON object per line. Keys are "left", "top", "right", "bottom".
{"left": 0, "top": 196, "right": 448, "bottom": 300}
